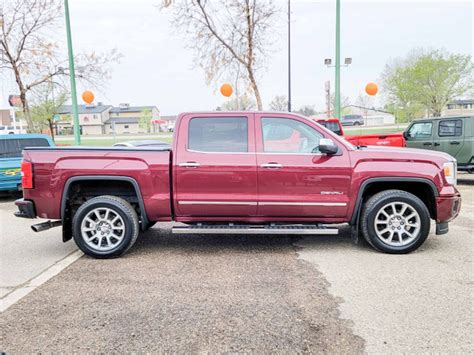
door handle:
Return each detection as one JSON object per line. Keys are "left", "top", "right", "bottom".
{"left": 179, "top": 162, "right": 200, "bottom": 168}
{"left": 433, "top": 142, "right": 441, "bottom": 147}
{"left": 450, "top": 141, "right": 460, "bottom": 145}
{"left": 261, "top": 163, "right": 283, "bottom": 169}
{"left": 423, "top": 142, "right": 433, "bottom": 146}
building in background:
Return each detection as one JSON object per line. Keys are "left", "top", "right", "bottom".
{"left": 55, "top": 103, "right": 161, "bottom": 135}
{"left": 444, "top": 99, "right": 474, "bottom": 116}
{"left": 57, "top": 104, "right": 112, "bottom": 135}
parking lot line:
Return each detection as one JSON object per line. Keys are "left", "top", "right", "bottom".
{"left": 0, "top": 250, "right": 83, "bottom": 312}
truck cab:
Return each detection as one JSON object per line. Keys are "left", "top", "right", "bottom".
{"left": 404, "top": 116, "right": 474, "bottom": 172}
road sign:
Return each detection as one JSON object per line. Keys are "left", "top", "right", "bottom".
{"left": 53, "top": 114, "right": 61, "bottom": 122}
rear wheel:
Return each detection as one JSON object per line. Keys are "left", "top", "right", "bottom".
{"left": 72, "top": 195, "right": 139, "bottom": 258}
{"left": 360, "top": 190, "right": 430, "bottom": 253}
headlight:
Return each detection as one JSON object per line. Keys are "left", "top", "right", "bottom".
{"left": 443, "top": 161, "right": 457, "bottom": 185}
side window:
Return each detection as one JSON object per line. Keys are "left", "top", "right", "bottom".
{"left": 438, "top": 120, "right": 462, "bottom": 137}
{"left": 262, "top": 117, "right": 323, "bottom": 153}
{"left": 407, "top": 122, "right": 433, "bottom": 139}
{"left": 188, "top": 117, "right": 248, "bottom": 152}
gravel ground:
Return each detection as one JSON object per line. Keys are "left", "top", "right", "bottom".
{"left": 0, "top": 227, "right": 364, "bottom": 353}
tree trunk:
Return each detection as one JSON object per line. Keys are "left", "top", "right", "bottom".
{"left": 19, "top": 89, "right": 34, "bottom": 132}
{"left": 247, "top": 68, "right": 262, "bottom": 110}
{"left": 47, "top": 119, "right": 55, "bottom": 142}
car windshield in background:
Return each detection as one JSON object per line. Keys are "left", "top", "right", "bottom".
{"left": 0, "top": 138, "right": 50, "bottom": 158}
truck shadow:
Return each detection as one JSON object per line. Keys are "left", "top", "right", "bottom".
{"left": 127, "top": 224, "right": 362, "bottom": 256}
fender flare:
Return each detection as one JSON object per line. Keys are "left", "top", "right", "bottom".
{"left": 60, "top": 176, "right": 149, "bottom": 241}
{"left": 349, "top": 177, "right": 439, "bottom": 226}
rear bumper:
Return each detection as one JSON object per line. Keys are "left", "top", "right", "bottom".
{"left": 14, "top": 198, "right": 36, "bottom": 219}
{"left": 0, "top": 178, "right": 21, "bottom": 192}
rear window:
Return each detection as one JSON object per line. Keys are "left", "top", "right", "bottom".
{"left": 0, "top": 138, "right": 50, "bottom": 158}
{"left": 319, "top": 121, "right": 343, "bottom": 135}
{"left": 438, "top": 119, "right": 462, "bottom": 137}
{"left": 188, "top": 117, "right": 248, "bottom": 152}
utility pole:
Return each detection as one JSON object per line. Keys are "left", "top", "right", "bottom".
{"left": 64, "top": 0, "right": 81, "bottom": 145}
{"left": 287, "top": 0, "right": 292, "bottom": 112}
{"left": 335, "top": 0, "right": 341, "bottom": 119}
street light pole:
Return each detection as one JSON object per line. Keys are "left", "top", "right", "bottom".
{"left": 335, "top": 0, "right": 341, "bottom": 119}
{"left": 287, "top": 0, "right": 291, "bottom": 112}
{"left": 64, "top": 0, "right": 80, "bottom": 145}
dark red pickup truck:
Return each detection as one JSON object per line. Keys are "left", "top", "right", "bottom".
{"left": 15, "top": 112, "right": 461, "bottom": 258}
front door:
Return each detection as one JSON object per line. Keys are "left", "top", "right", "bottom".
{"left": 405, "top": 120, "right": 434, "bottom": 150}
{"left": 255, "top": 114, "right": 352, "bottom": 218}
{"left": 174, "top": 114, "right": 257, "bottom": 217}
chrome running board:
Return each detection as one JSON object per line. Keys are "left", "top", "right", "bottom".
{"left": 172, "top": 223, "right": 339, "bottom": 235}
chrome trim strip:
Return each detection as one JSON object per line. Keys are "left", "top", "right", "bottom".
{"left": 258, "top": 202, "right": 347, "bottom": 207}
{"left": 178, "top": 201, "right": 347, "bottom": 207}
{"left": 178, "top": 201, "right": 258, "bottom": 206}
{"left": 173, "top": 227, "right": 339, "bottom": 235}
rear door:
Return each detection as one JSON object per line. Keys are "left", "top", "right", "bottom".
{"left": 174, "top": 114, "right": 257, "bottom": 217}
{"left": 435, "top": 118, "right": 465, "bottom": 159}
{"left": 405, "top": 120, "right": 434, "bottom": 150}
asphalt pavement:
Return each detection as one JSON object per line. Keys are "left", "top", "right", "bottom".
{"left": 0, "top": 181, "right": 472, "bottom": 353}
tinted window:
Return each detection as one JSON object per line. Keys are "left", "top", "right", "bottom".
{"left": 438, "top": 120, "right": 462, "bottom": 137}
{"left": 262, "top": 117, "right": 323, "bottom": 153}
{"left": 319, "top": 121, "right": 343, "bottom": 135}
{"left": 0, "top": 138, "right": 50, "bottom": 158}
{"left": 407, "top": 122, "right": 432, "bottom": 139}
{"left": 188, "top": 117, "right": 248, "bottom": 152}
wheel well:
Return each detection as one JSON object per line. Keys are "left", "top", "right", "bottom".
{"left": 61, "top": 178, "right": 146, "bottom": 241}
{"left": 360, "top": 181, "right": 436, "bottom": 219}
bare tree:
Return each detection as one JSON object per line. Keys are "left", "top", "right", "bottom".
{"left": 0, "top": 0, "right": 121, "bottom": 131}
{"left": 164, "top": 0, "right": 278, "bottom": 110}
{"left": 269, "top": 95, "right": 288, "bottom": 111}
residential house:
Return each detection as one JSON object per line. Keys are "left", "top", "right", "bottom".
{"left": 57, "top": 104, "right": 112, "bottom": 135}
{"left": 444, "top": 99, "right": 474, "bottom": 116}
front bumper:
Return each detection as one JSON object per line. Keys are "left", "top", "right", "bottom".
{"left": 14, "top": 198, "right": 36, "bottom": 219}
{"left": 436, "top": 193, "right": 461, "bottom": 223}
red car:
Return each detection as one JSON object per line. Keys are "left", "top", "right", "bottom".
{"left": 316, "top": 118, "right": 406, "bottom": 147}
{"left": 15, "top": 112, "right": 460, "bottom": 258}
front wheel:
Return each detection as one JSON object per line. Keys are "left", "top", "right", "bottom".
{"left": 360, "top": 190, "right": 431, "bottom": 254}
{"left": 72, "top": 195, "right": 139, "bottom": 258}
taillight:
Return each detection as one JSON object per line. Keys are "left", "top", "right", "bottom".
{"left": 21, "top": 161, "right": 33, "bottom": 189}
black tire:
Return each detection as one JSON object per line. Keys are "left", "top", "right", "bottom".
{"left": 72, "top": 195, "right": 139, "bottom": 258}
{"left": 360, "top": 190, "right": 430, "bottom": 254}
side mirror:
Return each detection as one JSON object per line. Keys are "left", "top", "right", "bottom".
{"left": 318, "top": 138, "right": 338, "bottom": 155}
{"left": 403, "top": 130, "right": 409, "bottom": 139}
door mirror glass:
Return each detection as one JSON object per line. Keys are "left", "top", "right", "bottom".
{"left": 317, "top": 138, "right": 338, "bottom": 155}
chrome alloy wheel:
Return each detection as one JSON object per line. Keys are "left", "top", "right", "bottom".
{"left": 373, "top": 202, "right": 421, "bottom": 246}
{"left": 80, "top": 207, "right": 125, "bottom": 252}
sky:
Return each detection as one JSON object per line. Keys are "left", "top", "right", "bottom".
{"left": 1, "top": 0, "right": 473, "bottom": 115}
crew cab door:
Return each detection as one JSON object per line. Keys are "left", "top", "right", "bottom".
{"left": 255, "top": 114, "right": 351, "bottom": 218}
{"left": 173, "top": 113, "right": 257, "bottom": 217}
{"left": 435, "top": 118, "right": 465, "bottom": 159}
{"left": 404, "top": 120, "right": 434, "bottom": 150}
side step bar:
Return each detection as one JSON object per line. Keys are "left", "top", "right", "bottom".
{"left": 172, "top": 224, "right": 338, "bottom": 235}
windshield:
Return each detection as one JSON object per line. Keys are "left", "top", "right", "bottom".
{"left": 0, "top": 138, "right": 50, "bottom": 158}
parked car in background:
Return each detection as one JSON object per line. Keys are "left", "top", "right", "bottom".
{"left": 341, "top": 114, "right": 364, "bottom": 126}
{"left": 315, "top": 118, "right": 405, "bottom": 147}
{"left": 404, "top": 116, "right": 473, "bottom": 173}
{"left": 0, "top": 134, "right": 54, "bottom": 191}
{"left": 15, "top": 111, "right": 460, "bottom": 258}
{"left": 0, "top": 125, "right": 27, "bottom": 135}
{"left": 113, "top": 140, "right": 171, "bottom": 148}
